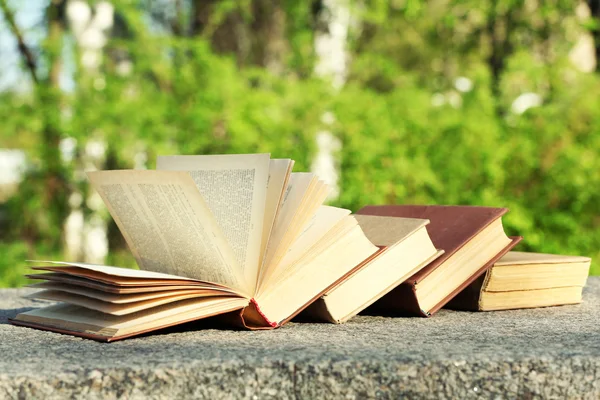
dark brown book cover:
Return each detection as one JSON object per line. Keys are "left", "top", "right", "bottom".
{"left": 357, "top": 205, "right": 522, "bottom": 317}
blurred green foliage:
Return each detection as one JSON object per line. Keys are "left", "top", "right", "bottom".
{"left": 0, "top": 0, "right": 598, "bottom": 286}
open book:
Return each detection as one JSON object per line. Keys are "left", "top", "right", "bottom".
{"left": 11, "top": 154, "right": 379, "bottom": 341}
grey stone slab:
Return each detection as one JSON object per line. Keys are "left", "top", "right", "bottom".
{"left": 0, "top": 279, "right": 598, "bottom": 399}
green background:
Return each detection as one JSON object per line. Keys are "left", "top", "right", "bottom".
{"left": 0, "top": 0, "right": 598, "bottom": 287}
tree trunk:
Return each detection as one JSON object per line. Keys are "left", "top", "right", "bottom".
{"left": 589, "top": 0, "right": 600, "bottom": 73}
{"left": 485, "top": 0, "right": 522, "bottom": 117}
{"left": 65, "top": 0, "right": 116, "bottom": 263}
{"left": 311, "top": 0, "right": 353, "bottom": 200}
{"left": 190, "top": 0, "right": 217, "bottom": 36}
{"left": 41, "top": 0, "right": 70, "bottom": 250}
{"left": 190, "top": 0, "right": 286, "bottom": 71}
{"left": 250, "top": 0, "right": 286, "bottom": 74}
{"left": 0, "top": 0, "right": 38, "bottom": 84}
{"left": 191, "top": 0, "right": 248, "bottom": 63}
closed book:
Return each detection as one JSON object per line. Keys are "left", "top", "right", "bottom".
{"left": 446, "top": 251, "right": 591, "bottom": 311}
{"left": 299, "top": 215, "right": 444, "bottom": 323}
{"left": 357, "top": 205, "right": 522, "bottom": 316}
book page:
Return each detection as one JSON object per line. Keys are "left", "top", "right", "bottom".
{"left": 157, "top": 154, "right": 270, "bottom": 290}
{"left": 255, "top": 222, "right": 379, "bottom": 324}
{"left": 29, "top": 261, "right": 200, "bottom": 280}
{"left": 260, "top": 159, "right": 294, "bottom": 267}
{"left": 14, "top": 297, "right": 249, "bottom": 340}
{"left": 259, "top": 173, "right": 315, "bottom": 278}
{"left": 87, "top": 170, "right": 247, "bottom": 294}
{"left": 27, "top": 274, "right": 232, "bottom": 294}
{"left": 261, "top": 215, "right": 357, "bottom": 292}
{"left": 26, "top": 289, "right": 239, "bottom": 316}
{"left": 495, "top": 251, "right": 591, "bottom": 266}
{"left": 29, "top": 282, "right": 235, "bottom": 303}
{"left": 274, "top": 206, "right": 350, "bottom": 278}
{"left": 30, "top": 266, "right": 232, "bottom": 287}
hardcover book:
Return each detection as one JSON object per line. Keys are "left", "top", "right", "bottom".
{"left": 357, "top": 205, "right": 522, "bottom": 316}
{"left": 299, "top": 215, "right": 443, "bottom": 323}
{"left": 446, "top": 251, "right": 591, "bottom": 311}
{"left": 10, "top": 154, "right": 379, "bottom": 341}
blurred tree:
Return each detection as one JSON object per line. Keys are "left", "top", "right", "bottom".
{"left": 589, "top": 0, "right": 600, "bottom": 71}
{"left": 1, "top": 0, "right": 70, "bottom": 251}
{"left": 190, "top": 0, "right": 287, "bottom": 72}
{"left": 0, "top": 0, "right": 598, "bottom": 285}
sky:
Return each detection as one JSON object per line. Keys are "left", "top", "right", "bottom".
{"left": 0, "top": 0, "right": 76, "bottom": 92}
{"left": 1, "top": 1, "right": 47, "bottom": 181}
{"left": 0, "top": 0, "right": 46, "bottom": 91}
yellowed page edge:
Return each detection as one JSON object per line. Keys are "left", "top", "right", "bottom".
{"left": 259, "top": 159, "right": 294, "bottom": 269}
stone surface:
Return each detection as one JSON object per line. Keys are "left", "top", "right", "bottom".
{"left": 0, "top": 278, "right": 599, "bottom": 399}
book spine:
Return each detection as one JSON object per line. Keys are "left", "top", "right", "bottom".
{"left": 238, "top": 299, "right": 278, "bottom": 329}
{"left": 250, "top": 299, "right": 278, "bottom": 327}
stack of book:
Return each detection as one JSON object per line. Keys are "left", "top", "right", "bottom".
{"left": 10, "top": 154, "right": 592, "bottom": 341}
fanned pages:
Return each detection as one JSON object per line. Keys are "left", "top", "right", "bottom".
{"left": 258, "top": 173, "right": 330, "bottom": 291}
{"left": 446, "top": 251, "right": 591, "bottom": 311}
{"left": 156, "top": 154, "right": 270, "bottom": 287}
{"left": 11, "top": 154, "right": 379, "bottom": 341}
{"left": 259, "top": 159, "right": 295, "bottom": 271}
{"left": 88, "top": 170, "right": 246, "bottom": 292}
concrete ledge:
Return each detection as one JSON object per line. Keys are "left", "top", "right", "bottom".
{"left": 1, "top": 278, "right": 599, "bottom": 399}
